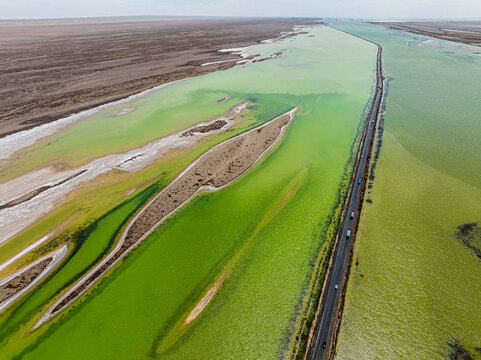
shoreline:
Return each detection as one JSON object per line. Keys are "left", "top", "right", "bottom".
{"left": 1, "top": 18, "right": 317, "bottom": 138}
{"left": 0, "top": 23, "right": 310, "bottom": 157}
{"left": 373, "top": 21, "right": 481, "bottom": 47}
{"left": 0, "top": 75, "right": 200, "bottom": 160}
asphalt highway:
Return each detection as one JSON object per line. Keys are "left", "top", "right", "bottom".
{"left": 309, "top": 36, "right": 384, "bottom": 360}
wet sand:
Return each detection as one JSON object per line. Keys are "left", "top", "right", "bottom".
{"left": 184, "top": 273, "right": 226, "bottom": 325}
{"left": 33, "top": 107, "right": 297, "bottom": 329}
{"left": 0, "top": 233, "right": 53, "bottom": 274}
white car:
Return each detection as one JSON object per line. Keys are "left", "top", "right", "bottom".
{"left": 334, "top": 284, "right": 339, "bottom": 290}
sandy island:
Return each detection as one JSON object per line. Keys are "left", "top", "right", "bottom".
{"left": 33, "top": 107, "right": 297, "bottom": 330}
{"left": 184, "top": 273, "right": 226, "bottom": 325}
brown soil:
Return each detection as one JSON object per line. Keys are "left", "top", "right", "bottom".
{"left": 180, "top": 119, "right": 227, "bottom": 137}
{"left": 0, "top": 17, "right": 315, "bottom": 138}
{"left": 0, "top": 259, "right": 51, "bottom": 303}
{"left": 215, "top": 96, "right": 232, "bottom": 103}
{"left": 374, "top": 21, "right": 481, "bottom": 47}
{"left": 51, "top": 108, "right": 295, "bottom": 315}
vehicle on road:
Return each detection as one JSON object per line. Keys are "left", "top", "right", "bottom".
{"left": 358, "top": 177, "right": 362, "bottom": 184}
{"left": 322, "top": 341, "right": 326, "bottom": 349}
{"left": 346, "top": 228, "right": 351, "bottom": 238}
{"left": 335, "top": 284, "right": 339, "bottom": 290}
{"left": 350, "top": 210, "right": 355, "bottom": 219}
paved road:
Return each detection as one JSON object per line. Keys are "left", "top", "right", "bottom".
{"left": 310, "top": 37, "right": 384, "bottom": 360}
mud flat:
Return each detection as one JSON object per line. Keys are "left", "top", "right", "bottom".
{"left": 374, "top": 21, "right": 481, "bottom": 46}
{"left": 180, "top": 119, "right": 227, "bottom": 137}
{"left": 33, "top": 107, "right": 296, "bottom": 329}
{"left": 0, "top": 17, "right": 314, "bottom": 138}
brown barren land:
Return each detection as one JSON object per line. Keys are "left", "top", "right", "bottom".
{"left": 375, "top": 21, "right": 481, "bottom": 46}
{"left": 180, "top": 119, "right": 227, "bottom": 138}
{"left": 0, "top": 259, "right": 51, "bottom": 303}
{"left": 0, "top": 17, "right": 314, "bottom": 138}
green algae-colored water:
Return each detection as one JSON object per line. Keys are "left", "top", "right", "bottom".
{"left": 333, "top": 22, "right": 481, "bottom": 359}
{"left": 0, "top": 184, "right": 157, "bottom": 351}
{"left": 0, "top": 25, "right": 378, "bottom": 359}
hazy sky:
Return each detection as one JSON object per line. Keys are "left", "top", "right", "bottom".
{"left": 1, "top": 0, "right": 480, "bottom": 20}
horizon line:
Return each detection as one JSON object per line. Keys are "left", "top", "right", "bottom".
{"left": 1, "top": 15, "right": 481, "bottom": 22}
